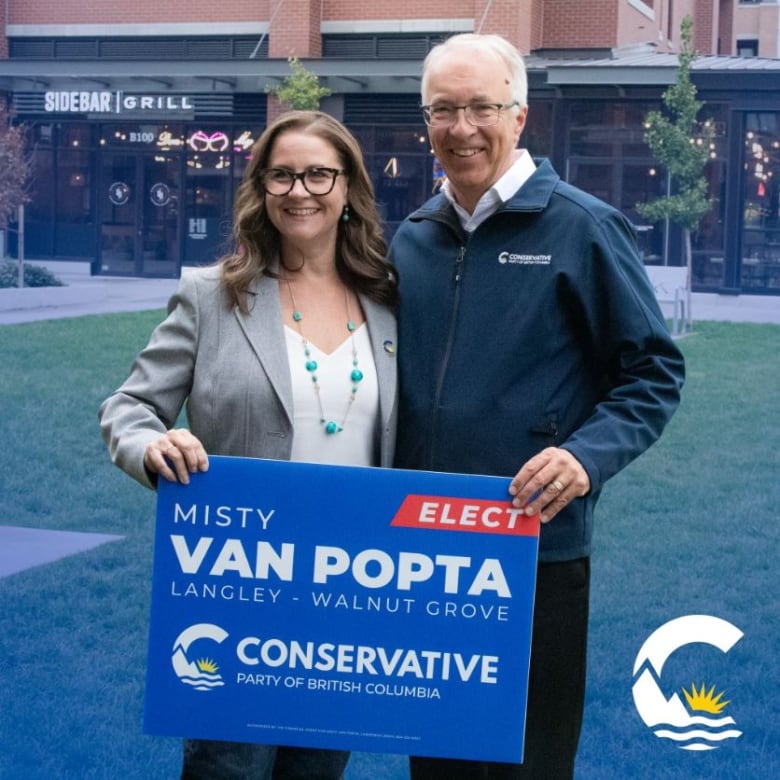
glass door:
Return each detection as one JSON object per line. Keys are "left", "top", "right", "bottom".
{"left": 98, "top": 151, "right": 181, "bottom": 276}
{"left": 99, "top": 153, "right": 137, "bottom": 275}
{"left": 141, "top": 153, "right": 180, "bottom": 276}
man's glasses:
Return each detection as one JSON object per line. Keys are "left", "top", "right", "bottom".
{"left": 258, "top": 167, "right": 346, "bottom": 196}
{"left": 421, "top": 101, "right": 520, "bottom": 128}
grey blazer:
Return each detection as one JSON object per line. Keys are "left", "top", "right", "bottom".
{"left": 99, "top": 266, "right": 397, "bottom": 489}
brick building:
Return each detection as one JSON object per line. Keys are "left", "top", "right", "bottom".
{"left": 1, "top": 0, "right": 779, "bottom": 293}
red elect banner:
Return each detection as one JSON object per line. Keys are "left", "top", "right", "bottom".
{"left": 391, "top": 495, "right": 540, "bottom": 537}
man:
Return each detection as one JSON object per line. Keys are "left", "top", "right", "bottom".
{"left": 389, "top": 33, "right": 685, "bottom": 779}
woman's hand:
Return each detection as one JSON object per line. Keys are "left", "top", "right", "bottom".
{"left": 143, "top": 429, "right": 209, "bottom": 485}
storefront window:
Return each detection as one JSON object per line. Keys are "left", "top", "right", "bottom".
{"left": 55, "top": 148, "right": 94, "bottom": 256}
{"left": 566, "top": 100, "right": 666, "bottom": 261}
{"left": 689, "top": 104, "right": 729, "bottom": 289}
{"left": 524, "top": 99, "right": 553, "bottom": 158}
{"left": 348, "top": 123, "right": 432, "bottom": 239}
{"left": 692, "top": 160, "right": 727, "bottom": 288}
{"left": 741, "top": 112, "right": 780, "bottom": 291}
{"left": 99, "top": 123, "right": 186, "bottom": 151}
{"left": 23, "top": 126, "right": 55, "bottom": 256}
{"left": 184, "top": 125, "right": 261, "bottom": 265}
{"left": 566, "top": 100, "right": 731, "bottom": 283}
{"left": 375, "top": 126, "right": 429, "bottom": 153}
{"left": 231, "top": 127, "right": 257, "bottom": 182}
{"left": 59, "top": 124, "right": 94, "bottom": 151}
{"left": 566, "top": 159, "right": 667, "bottom": 263}
{"left": 368, "top": 153, "right": 431, "bottom": 236}
{"left": 568, "top": 101, "right": 657, "bottom": 158}
{"left": 54, "top": 125, "right": 95, "bottom": 256}
{"left": 622, "top": 163, "right": 668, "bottom": 263}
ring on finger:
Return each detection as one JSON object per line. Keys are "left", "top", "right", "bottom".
{"left": 550, "top": 479, "right": 564, "bottom": 493}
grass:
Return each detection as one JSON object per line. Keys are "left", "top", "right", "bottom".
{"left": 0, "top": 314, "right": 778, "bottom": 779}
{"left": 579, "top": 322, "right": 780, "bottom": 779}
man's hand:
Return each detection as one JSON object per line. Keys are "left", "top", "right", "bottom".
{"left": 509, "top": 447, "right": 590, "bottom": 523}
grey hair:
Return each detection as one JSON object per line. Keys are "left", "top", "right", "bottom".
{"left": 421, "top": 33, "right": 528, "bottom": 109}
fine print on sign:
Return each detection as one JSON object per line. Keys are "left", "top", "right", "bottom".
{"left": 145, "top": 456, "right": 540, "bottom": 762}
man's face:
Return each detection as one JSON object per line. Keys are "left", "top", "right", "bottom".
{"left": 424, "top": 48, "right": 527, "bottom": 212}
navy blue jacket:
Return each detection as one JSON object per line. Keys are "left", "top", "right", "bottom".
{"left": 389, "top": 159, "right": 685, "bottom": 561}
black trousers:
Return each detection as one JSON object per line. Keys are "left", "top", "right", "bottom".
{"left": 410, "top": 557, "right": 590, "bottom": 780}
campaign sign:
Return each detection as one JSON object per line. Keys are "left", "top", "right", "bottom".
{"left": 144, "top": 456, "right": 540, "bottom": 762}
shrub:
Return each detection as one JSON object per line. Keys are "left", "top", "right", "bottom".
{"left": 0, "top": 260, "right": 64, "bottom": 288}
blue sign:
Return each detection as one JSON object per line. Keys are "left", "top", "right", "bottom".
{"left": 145, "top": 456, "right": 540, "bottom": 762}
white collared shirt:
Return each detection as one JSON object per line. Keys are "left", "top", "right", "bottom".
{"left": 441, "top": 149, "right": 537, "bottom": 232}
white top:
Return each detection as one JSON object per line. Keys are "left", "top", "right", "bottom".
{"left": 285, "top": 323, "right": 379, "bottom": 466}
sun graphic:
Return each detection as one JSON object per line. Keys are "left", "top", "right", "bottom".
{"left": 682, "top": 682, "right": 730, "bottom": 714}
{"left": 196, "top": 658, "right": 219, "bottom": 674}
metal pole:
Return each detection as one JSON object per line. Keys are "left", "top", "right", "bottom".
{"left": 17, "top": 204, "right": 24, "bottom": 288}
{"left": 249, "top": 0, "right": 284, "bottom": 58}
{"left": 663, "top": 171, "right": 671, "bottom": 266}
{"left": 476, "top": 0, "right": 494, "bottom": 33}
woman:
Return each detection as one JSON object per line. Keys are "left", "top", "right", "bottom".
{"left": 99, "top": 110, "right": 398, "bottom": 779}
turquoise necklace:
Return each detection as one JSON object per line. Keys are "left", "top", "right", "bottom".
{"left": 284, "top": 276, "right": 364, "bottom": 435}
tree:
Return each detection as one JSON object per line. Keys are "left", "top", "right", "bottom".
{"left": 0, "top": 121, "right": 32, "bottom": 224}
{"left": 266, "top": 57, "right": 332, "bottom": 110}
{"left": 0, "top": 122, "right": 32, "bottom": 285}
{"left": 637, "top": 16, "right": 713, "bottom": 330}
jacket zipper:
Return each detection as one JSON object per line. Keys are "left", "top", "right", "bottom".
{"left": 428, "top": 244, "right": 466, "bottom": 467}
{"left": 453, "top": 244, "right": 466, "bottom": 282}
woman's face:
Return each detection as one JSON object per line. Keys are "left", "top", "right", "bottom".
{"left": 262, "top": 130, "right": 348, "bottom": 257}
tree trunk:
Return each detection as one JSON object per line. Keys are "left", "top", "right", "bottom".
{"left": 17, "top": 204, "right": 24, "bottom": 289}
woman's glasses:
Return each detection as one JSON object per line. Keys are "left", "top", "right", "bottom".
{"left": 258, "top": 167, "right": 346, "bottom": 196}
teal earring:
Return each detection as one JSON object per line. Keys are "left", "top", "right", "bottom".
{"left": 341, "top": 204, "right": 350, "bottom": 223}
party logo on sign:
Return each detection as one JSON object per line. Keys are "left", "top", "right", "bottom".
{"left": 632, "top": 615, "right": 743, "bottom": 751}
{"left": 171, "top": 623, "right": 228, "bottom": 692}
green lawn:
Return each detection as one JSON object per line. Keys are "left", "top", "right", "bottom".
{"left": 0, "top": 313, "right": 778, "bottom": 779}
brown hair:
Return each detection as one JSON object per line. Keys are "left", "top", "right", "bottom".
{"left": 220, "top": 110, "right": 397, "bottom": 312}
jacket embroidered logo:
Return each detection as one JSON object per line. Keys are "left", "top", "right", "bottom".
{"left": 497, "top": 252, "right": 552, "bottom": 265}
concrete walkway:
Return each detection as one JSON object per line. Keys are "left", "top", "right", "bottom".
{"left": 0, "top": 260, "right": 179, "bottom": 324}
{"left": 0, "top": 259, "right": 778, "bottom": 326}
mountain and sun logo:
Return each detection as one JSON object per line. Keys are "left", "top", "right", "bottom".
{"left": 632, "top": 615, "right": 743, "bottom": 751}
{"left": 171, "top": 623, "right": 227, "bottom": 691}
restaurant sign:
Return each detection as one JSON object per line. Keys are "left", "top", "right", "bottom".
{"left": 44, "top": 90, "right": 194, "bottom": 115}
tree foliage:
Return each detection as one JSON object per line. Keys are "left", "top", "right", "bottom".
{"left": 0, "top": 122, "right": 32, "bottom": 223}
{"left": 637, "top": 16, "right": 712, "bottom": 232}
{"left": 265, "top": 57, "right": 332, "bottom": 110}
